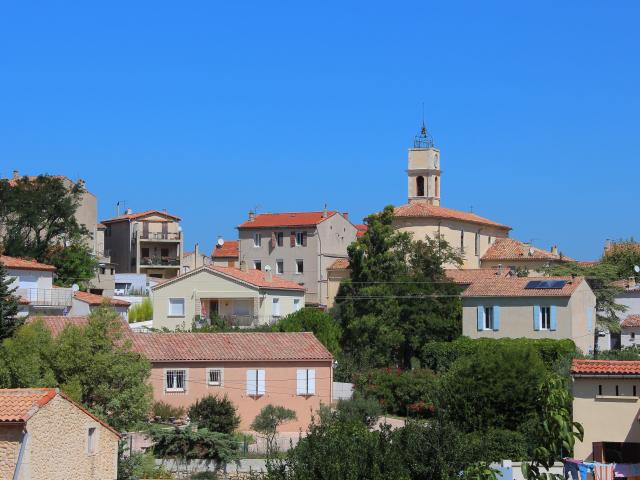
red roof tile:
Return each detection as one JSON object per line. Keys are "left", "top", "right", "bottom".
{"left": 394, "top": 203, "right": 511, "bottom": 230}
{"left": 238, "top": 211, "right": 338, "bottom": 229}
{"left": 445, "top": 268, "right": 513, "bottom": 284}
{"left": 26, "top": 316, "right": 91, "bottom": 337}
{"left": 328, "top": 258, "right": 350, "bottom": 270}
{"left": 211, "top": 240, "right": 239, "bottom": 258}
{"left": 101, "top": 209, "right": 181, "bottom": 224}
{"left": 73, "top": 291, "right": 131, "bottom": 307}
{"left": 0, "top": 388, "right": 57, "bottom": 422}
{"left": 622, "top": 315, "right": 640, "bottom": 328}
{"left": 152, "top": 265, "right": 305, "bottom": 291}
{"left": 481, "top": 238, "right": 573, "bottom": 262}
{"left": 461, "top": 276, "right": 585, "bottom": 297}
{"left": 355, "top": 224, "right": 368, "bottom": 238}
{"left": 131, "top": 331, "right": 333, "bottom": 362}
{"left": 0, "top": 255, "right": 56, "bottom": 272}
{"left": 571, "top": 359, "right": 640, "bottom": 376}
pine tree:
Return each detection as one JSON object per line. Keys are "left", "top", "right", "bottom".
{"left": 0, "top": 260, "right": 21, "bottom": 340}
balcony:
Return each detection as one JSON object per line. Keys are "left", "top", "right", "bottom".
{"left": 139, "top": 232, "right": 181, "bottom": 241}
{"left": 194, "top": 314, "right": 280, "bottom": 329}
{"left": 17, "top": 288, "right": 73, "bottom": 307}
{"left": 140, "top": 256, "right": 181, "bottom": 267}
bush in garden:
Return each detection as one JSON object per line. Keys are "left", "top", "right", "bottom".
{"left": 152, "top": 401, "right": 185, "bottom": 422}
{"left": 188, "top": 395, "right": 240, "bottom": 434}
{"left": 335, "top": 394, "right": 382, "bottom": 427}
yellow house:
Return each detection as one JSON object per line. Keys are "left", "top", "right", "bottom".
{"left": 572, "top": 359, "right": 640, "bottom": 461}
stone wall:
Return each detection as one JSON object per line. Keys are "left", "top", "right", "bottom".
{"left": 0, "top": 425, "right": 22, "bottom": 479}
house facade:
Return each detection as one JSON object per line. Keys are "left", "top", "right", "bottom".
{"left": 0, "top": 388, "right": 119, "bottom": 480}
{"left": 1, "top": 255, "right": 72, "bottom": 317}
{"left": 326, "top": 258, "right": 350, "bottom": 309}
{"left": 130, "top": 332, "right": 333, "bottom": 432}
{"left": 68, "top": 291, "right": 131, "bottom": 321}
{"left": 211, "top": 239, "right": 239, "bottom": 268}
{"left": 101, "top": 210, "right": 184, "bottom": 279}
{"left": 393, "top": 127, "right": 511, "bottom": 269}
{"left": 479, "top": 238, "right": 572, "bottom": 274}
{"left": 461, "top": 276, "right": 596, "bottom": 353}
{"left": 237, "top": 210, "right": 357, "bottom": 307}
{"left": 571, "top": 359, "right": 640, "bottom": 461}
{"left": 151, "top": 265, "right": 305, "bottom": 330}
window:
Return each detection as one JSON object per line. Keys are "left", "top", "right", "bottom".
{"left": 253, "top": 260, "right": 262, "bottom": 271}
{"left": 295, "top": 259, "right": 304, "bottom": 274}
{"left": 460, "top": 230, "right": 465, "bottom": 252}
{"left": 616, "top": 385, "right": 620, "bottom": 396}
{"left": 254, "top": 233, "right": 262, "bottom": 247}
{"left": 141, "top": 247, "right": 150, "bottom": 258}
{"left": 475, "top": 232, "right": 480, "bottom": 256}
{"left": 632, "top": 332, "right": 636, "bottom": 342}
{"left": 296, "top": 369, "right": 316, "bottom": 395}
{"left": 246, "top": 369, "right": 265, "bottom": 396}
{"left": 634, "top": 385, "right": 637, "bottom": 397}
{"left": 161, "top": 248, "right": 169, "bottom": 257}
{"left": 165, "top": 369, "right": 186, "bottom": 392}
{"left": 598, "top": 384, "right": 603, "bottom": 395}
{"left": 276, "top": 232, "right": 284, "bottom": 247}
{"left": 276, "top": 259, "right": 284, "bottom": 275}
{"left": 168, "top": 298, "right": 185, "bottom": 317}
{"left": 293, "top": 299, "right": 301, "bottom": 311}
{"left": 87, "top": 427, "right": 96, "bottom": 455}
{"left": 296, "top": 232, "right": 305, "bottom": 246}
{"left": 416, "top": 176, "right": 425, "bottom": 197}
{"left": 484, "top": 306, "right": 494, "bottom": 330}
{"left": 272, "top": 298, "right": 280, "bottom": 318}
{"left": 207, "top": 368, "right": 223, "bottom": 386}
{"left": 540, "top": 307, "right": 551, "bottom": 330}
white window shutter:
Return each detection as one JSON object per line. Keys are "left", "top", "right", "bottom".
{"left": 296, "top": 369, "right": 305, "bottom": 395}
{"left": 246, "top": 369, "right": 256, "bottom": 395}
{"left": 258, "top": 369, "right": 266, "bottom": 395}
{"left": 308, "top": 369, "right": 316, "bottom": 395}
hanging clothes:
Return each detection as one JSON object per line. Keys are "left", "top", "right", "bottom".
{"left": 613, "top": 464, "right": 640, "bottom": 479}
{"left": 594, "top": 464, "right": 615, "bottom": 480}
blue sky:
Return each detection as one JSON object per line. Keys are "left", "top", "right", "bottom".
{"left": 1, "top": 1, "right": 638, "bottom": 260}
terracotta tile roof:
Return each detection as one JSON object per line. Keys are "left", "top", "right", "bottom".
{"left": 238, "top": 211, "right": 337, "bottom": 229}
{"left": 355, "top": 224, "right": 368, "bottom": 238}
{"left": 445, "top": 268, "right": 513, "bottom": 284}
{"left": 18, "top": 296, "right": 30, "bottom": 305}
{"left": 328, "top": 258, "right": 350, "bottom": 270}
{"left": 152, "top": 265, "right": 305, "bottom": 291}
{"left": 25, "top": 316, "right": 90, "bottom": 336}
{"left": 571, "top": 359, "right": 640, "bottom": 376}
{"left": 131, "top": 331, "right": 333, "bottom": 362}
{"left": 101, "top": 209, "right": 181, "bottom": 224}
{"left": 96, "top": 223, "right": 106, "bottom": 229}
{"left": 211, "top": 240, "right": 239, "bottom": 258}
{"left": 622, "top": 315, "right": 640, "bottom": 328}
{"left": 0, "top": 388, "right": 57, "bottom": 422}
{"left": 0, "top": 255, "right": 56, "bottom": 272}
{"left": 73, "top": 291, "right": 131, "bottom": 307}
{"left": 461, "top": 276, "right": 585, "bottom": 297}
{"left": 481, "top": 238, "right": 573, "bottom": 262}
{"left": 394, "top": 203, "right": 511, "bottom": 230}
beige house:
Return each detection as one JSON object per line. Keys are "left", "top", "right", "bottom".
{"left": 480, "top": 238, "right": 573, "bottom": 274}
{"left": 461, "top": 275, "right": 596, "bottom": 353}
{"left": 0, "top": 388, "right": 119, "bottom": 480}
{"left": 68, "top": 291, "right": 131, "bottom": 321}
{"left": 101, "top": 209, "right": 184, "bottom": 279}
{"left": 393, "top": 126, "right": 511, "bottom": 268}
{"left": 237, "top": 210, "right": 357, "bottom": 307}
{"left": 151, "top": 265, "right": 306, "bottom": 330}
{"left": 211, "top": 239, "right": 239, "bottom": 267}
{"left": 571, "top": 359, "right": 640, "bottom": 461}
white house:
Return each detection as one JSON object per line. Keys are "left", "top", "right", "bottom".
{"left": 68, "top": 290, "right": 131, "bottom": 321}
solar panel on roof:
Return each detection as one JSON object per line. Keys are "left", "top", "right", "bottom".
{"left": 525, "top": 280, "right": 567, "bottom": 289}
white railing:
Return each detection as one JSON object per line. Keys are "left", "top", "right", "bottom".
{"left": 17, "top": 288, "right": 73, "bottom": 307}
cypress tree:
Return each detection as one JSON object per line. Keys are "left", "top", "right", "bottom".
{"left": 0, "top": 260, "right": 21, "bottom": 340}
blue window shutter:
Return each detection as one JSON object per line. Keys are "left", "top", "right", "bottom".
{"left": 477, "top": 306, "right": 484, "bottom": 331}
{"left": 533, "top": 305, "right": 541, "bottom": 331}
{"left": 493, "top": 306, "right": 500, "bottom": 331}
{"left": 587, "top": 308, "right": 593, "bottom": 333}
{"left": 550, "top": 305, "right": 557, "bottom": 331}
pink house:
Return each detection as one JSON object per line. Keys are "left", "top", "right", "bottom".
{"left": 130, "top": 332, "right": 333, "bottom": 431}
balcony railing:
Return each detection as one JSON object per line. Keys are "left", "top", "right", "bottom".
{"left": 193, "top": 314, "right": 280, "bottom": 329}
{"left": 140, "top": 256, "right": 180, "bottom": 267}
{"left": 139, "top": 232, "right": 181, "bottom": 241}
{"left": 17, "top": 288, "right": 73, "bottom": 307}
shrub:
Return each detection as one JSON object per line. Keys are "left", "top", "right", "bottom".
{"left": 353, "top": 368, "right": 437, "bottom": 417}
{"left": 152, "top": 401, "right": 185, "bottom": 421}
{"left": 463, "top": 429, "right": 529, "bottom": 462}
{"left": 250, "top": 405, "right": 297, "bottom": 456}
{"left": 188, "top": 395, "right": 240, "bottom": 434}
{"left": 335, "top": 394, "right": 382, "bottom": 427}
{"left": 128, "top": 297, "right": 153, "bottom": 322}
{"left": 117, "top": 448, "right": 173, "bottom": 479}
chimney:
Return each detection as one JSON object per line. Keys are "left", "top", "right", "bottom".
{"left": 194, "top": 243, "right": 200, "bottom": 266}
{"left": 342, "top": 212, "right": 349, "bottom": 220}
{"left": 240, "top": 260, "right": 248, "bottom": 272}
{"left": 551, "top": 245, "right": 558, "bottom": 256}
{"left": 12, "top": 170, "right": 19, "bottom": 180}
{"left": 322, "top": 204, "right": 328, "bottom": 219}
{"left": 248, "top": 210, "right": 256, "bottom": 222}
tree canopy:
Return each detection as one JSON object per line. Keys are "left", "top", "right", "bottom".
{"left": 0, "top": 260, "right": 21, "bottom": 340}
{"left": 272, "top": 308, "right": 341, "bottom": 356}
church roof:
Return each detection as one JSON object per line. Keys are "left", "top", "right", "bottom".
{"left": 394, "top": 203, "right": 511, "bottom": 230}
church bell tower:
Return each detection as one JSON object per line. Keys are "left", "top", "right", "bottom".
{"left": 407, "top": 122, "right": 441, "bottom": 206}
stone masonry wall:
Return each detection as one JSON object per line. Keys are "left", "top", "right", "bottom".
{"left": 0, "top": 425, "right": 22, "bottom": 479}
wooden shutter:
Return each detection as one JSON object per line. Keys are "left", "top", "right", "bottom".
{"left": 533, "top": 305, "right": 541, "bottom": 331}
{"left": 257, "top": 370, "right": 266, "bottom": 395}
{"left": 492, "top": 306, "right": 500, "bottom": 331}
{"left": 290, "top": 232, "right": 296, "bottom": 247}
{"left": 246, "top": 369, "right": 256, "bottom": 395}
{"left": 296, "top": 369, "right": 306, "bottom": 395}
{"left": 550, "top": 305, "right": 557, "bottom": 331}
{"left": 477, "top": 306, "right": 484, "bottom": 331}
{"left": 308, "top": 369, "right": 316, "bottom": 395}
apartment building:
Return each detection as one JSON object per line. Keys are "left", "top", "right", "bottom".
{"left": 101, "top": 210, "right": 184, "bottom": 280}
{"left": 237, "top": 210, "right": 357, "bottom": 306}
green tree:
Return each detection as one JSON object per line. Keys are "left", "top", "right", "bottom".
{"left": 0, "top": 260, "right": 21, "bottom": 340}
{"left": 335, "top": 205, "right": 463, "bottom": 371}
{"left": 272, "top": 308, "right": 341, "bottom": 356}
{"left": 188, "top": 394, "right": 240, "bottom": 434}
{"left": 0, "top": 175, "right": 89, "bottom": 262}
{"left": 250, "top": 405, "right": 297, "bottom": 456}
{"left": 601, "top": 239, "right": 640, "bottom": 278}
{"left": 335, "top": 394, "right": 382, "bottom": 428}
{"left": 47, "top": 239, "right": 98, "bottom": 288}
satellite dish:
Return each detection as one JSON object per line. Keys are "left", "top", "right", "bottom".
{"left": 71, "top": 284, "right": 80, "bottom": 292}
{"left": 217, "top": 238, "right": 225, "bottom": 247}
{"left": 634, "top": 265, "right": 640, "bottom": 273}
{"left": 264, "top": 265, "right": 272, "bottom": 272}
